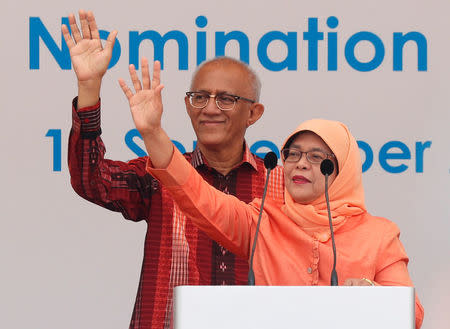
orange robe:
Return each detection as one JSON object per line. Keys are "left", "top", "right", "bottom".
{"left": 148, "top": 148, "right": 424, "bottom": 328}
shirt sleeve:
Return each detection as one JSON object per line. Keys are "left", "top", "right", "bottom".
{"left": 374, "top": 221, "right": 424, "bottom": 329}
{"left": 147, "top": 147, "right": 255, "bottom": 259}
{"left": 68, "top": 97, "right": 157, "bottom": 221}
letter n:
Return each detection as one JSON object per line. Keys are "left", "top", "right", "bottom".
{"left": 393, "top": 32, "right": 427, "bottom": 71}
{"left": 29, "top": 17, "right": 71, "bottom": 70}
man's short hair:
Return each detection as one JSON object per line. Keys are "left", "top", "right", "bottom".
{"left": 190, "top": 57, "right": 262, "bottom": 102}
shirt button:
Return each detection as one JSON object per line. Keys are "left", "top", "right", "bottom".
{"left": 307, "top": 267, "right": 312, "bottom": 274}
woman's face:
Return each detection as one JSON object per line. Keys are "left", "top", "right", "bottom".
{"left": 283, "top": 131, "right": 338, "bottom": 204}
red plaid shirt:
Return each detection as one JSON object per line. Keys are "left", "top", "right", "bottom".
{"left": 68, "top": 98, "right": 284, "bottom": 329}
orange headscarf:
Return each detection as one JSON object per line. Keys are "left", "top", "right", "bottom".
{"left": 281, "top": 119, "right": 366, "bottom": 242}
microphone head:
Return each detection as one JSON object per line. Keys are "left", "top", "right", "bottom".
{"left": 320, "top": 159, "right": 334, "bottom": 176}
{"left": 264, "top": 152, "right": 278, "bottom": 170}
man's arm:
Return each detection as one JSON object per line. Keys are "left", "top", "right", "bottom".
{"left": 68, "top": 97, "right": 157, "bottom": 221}
{"left": 62, "top": 10, "right": 117, "bottom": 108}
{"left": 65, "top": 11, "right": 156, "bottom": 221}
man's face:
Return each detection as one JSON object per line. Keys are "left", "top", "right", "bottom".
{"left": 185, "top": 62, "right": 260, "bottom": 152}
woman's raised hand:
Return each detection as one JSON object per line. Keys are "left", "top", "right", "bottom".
{"left": 119, "top": 58, "right": 165, "bottom": 138}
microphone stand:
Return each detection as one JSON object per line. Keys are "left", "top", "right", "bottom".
{"left": 248, "top": 152, "right": 277, "bottom": 285}
{"left": 324, "top": 173, "right": 338, "bottom": 286}
{"left": 321, "top": 159, "right": 338, "bottom": 286}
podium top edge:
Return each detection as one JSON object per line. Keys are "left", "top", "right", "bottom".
{"left": 174, "top": 285, "right": 414, "bottom": 290}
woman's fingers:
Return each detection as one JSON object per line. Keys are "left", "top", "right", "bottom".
{"left": 118, "top": 78, "right": 134, "bottom": 101}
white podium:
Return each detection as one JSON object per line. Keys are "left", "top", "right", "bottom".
{"left": 174, "top": 286, "right": 415, "bottom": 329}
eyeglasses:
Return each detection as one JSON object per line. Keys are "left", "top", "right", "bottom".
{"left": 281, "top": 148, "right": 335, "bottom": 164}
{"left": 186, "top": 91, "right": 256, "bottom": 111}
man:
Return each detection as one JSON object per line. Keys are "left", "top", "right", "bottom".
{"left": 63, "top": 10, "right": 284, "bottom": 329}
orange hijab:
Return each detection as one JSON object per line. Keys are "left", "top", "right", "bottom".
{"left": 281, "top": 119, "right": 366, "bottom": 242}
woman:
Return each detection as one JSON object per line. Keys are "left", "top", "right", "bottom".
{"left": 121, "top": 61, "right": 424, "bottom": 328}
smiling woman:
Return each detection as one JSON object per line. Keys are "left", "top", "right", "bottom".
{"left": 141, "top": 117, "right": 424, "bottom": 328}
{"left": 281, "top": 131, "right": 338, "bottom": 204}
{"left": 279, "top": 120, "right": 365, "bottom": 239}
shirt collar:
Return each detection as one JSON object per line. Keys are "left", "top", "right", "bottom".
{"left": 190, "top": 141, "right": 258, "bottom": 172}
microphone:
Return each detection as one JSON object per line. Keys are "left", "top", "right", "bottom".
{"left": 320, "top": 159, "right": 334, "bottom": 176}
{"left": 320, "top": 159, "right": 339, "bottom": 286}
{"left": 264, "top": 151, "right": 278, "bottom": 170}
{"left": 248, "top": 151, "right": 277, "bottom": 285}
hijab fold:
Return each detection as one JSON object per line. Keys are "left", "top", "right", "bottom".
{"left": 281, "top": 119, "right": 366, "bottom": 242}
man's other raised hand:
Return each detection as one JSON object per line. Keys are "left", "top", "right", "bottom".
{"left": 62, "top": 10, "right": 118, "bottom": 108}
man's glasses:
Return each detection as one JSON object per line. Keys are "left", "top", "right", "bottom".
{"left": 281, "top": 148, "right": 335, "bottom": 164}
{"left": 186, "top": 91, "right": 255, "bottom": 111}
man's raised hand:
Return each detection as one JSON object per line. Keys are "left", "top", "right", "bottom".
{"left": 62, "top": 10, "right": 117, "bottom": 84}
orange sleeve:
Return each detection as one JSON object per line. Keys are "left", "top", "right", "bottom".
{"left": 147, "top": 147, "right": 255, "bottom": 259}
{"left": 375, "top": 221, "right": 424, "bottom": 328}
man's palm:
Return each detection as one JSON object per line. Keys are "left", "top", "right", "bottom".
{"left": 70, "top": 39, "right": 110, "bottom": 82}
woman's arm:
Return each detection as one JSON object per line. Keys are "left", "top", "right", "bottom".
{"left": 374, "top": 221, "right": 424, "bottom": 329}
{"left": 120, "top": 59, "right": 255, "bottom": 259}
{"left": 147, "top": 148, "right": 255, "bottom": 258}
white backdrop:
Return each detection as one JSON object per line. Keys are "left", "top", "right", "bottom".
{"left": 1, "top": 1, "right": 449, "bottom": 328}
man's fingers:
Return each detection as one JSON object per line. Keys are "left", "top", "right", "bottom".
{"left": 86, "top": 11, "right": 100, "bottom": 40}
{"left": 142, "top": 57, "right": 151, "bottom": 90}
{"left": 129, "top": 64, "right": 142, "bottom": 92}
{"left": 118, "top": 79, "right": 134, "bottom": 101}
{"left": 79, "top": 10, "right": 91, "bottom": 39}
{"left": 104, "top": 30, "right": 118, "bottom": 53}
{"left": 68, "top": 13, "right": 82, "bottom": 43}
{"left": 154, "top": 84, "right": 165, "bottom": 100}
{"left": 61, "top": 25, "right": 75, "bottom": 49}
{"left": 155, "top": 84, "right": 164, "bottom": 94}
